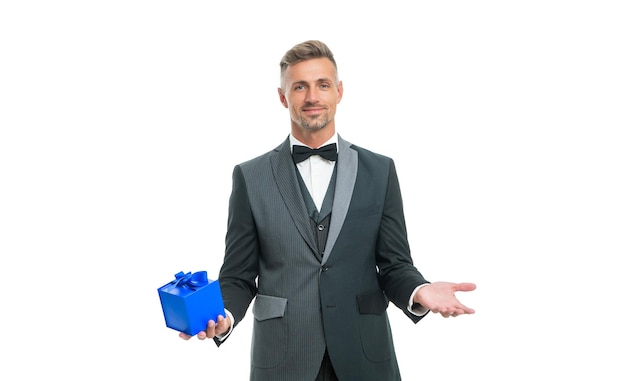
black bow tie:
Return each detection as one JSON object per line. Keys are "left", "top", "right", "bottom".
{"left": 292, "top": 143, "right": 338, "bottom": 163}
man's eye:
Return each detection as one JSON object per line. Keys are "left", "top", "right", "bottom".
{"left": 320, "top": 83, "right": 330, "bottom": 89}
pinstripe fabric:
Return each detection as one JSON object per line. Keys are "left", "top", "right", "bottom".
{"left": 244, "top": 139, "right": 326, "bottom": 379}
{"left": 218, "top": 135, "right": 429, "bottom": 381}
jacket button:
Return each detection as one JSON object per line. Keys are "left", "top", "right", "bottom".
{"left": 317, "top": 224, "right": 325, "bottom": 231}
{"left": 321, "top": 265, "right": 329, "bottom": 271}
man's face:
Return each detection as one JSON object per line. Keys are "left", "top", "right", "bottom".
{"left": 278, "top": 58, "right": 343, "bottom": 133}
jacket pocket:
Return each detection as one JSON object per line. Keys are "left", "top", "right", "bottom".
{"left": 253, "top": 294, "right": 288, "bottom": 321}
{"left": 357, "top": 288, "right": 389, "bottom": 315}
{"left": 251, "top": 294, "right": 288, "bottom": 369}
{"left": 357, "top": 289, "right": 394, "bottom": 363}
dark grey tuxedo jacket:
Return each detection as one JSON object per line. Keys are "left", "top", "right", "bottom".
{"left": 217, "top": 135, "right": 429, "bottom": 381}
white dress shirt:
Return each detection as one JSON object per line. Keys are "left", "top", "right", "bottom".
{"left": 289, "top": 134, "right": 338, "bottom": 211}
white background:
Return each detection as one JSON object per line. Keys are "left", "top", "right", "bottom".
{"left": 1, "top": 1, "right": 625, "bottom": 380}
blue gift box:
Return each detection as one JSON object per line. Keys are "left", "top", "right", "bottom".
{"left": 157, "top": 271, "right": 226, "bottom": 336}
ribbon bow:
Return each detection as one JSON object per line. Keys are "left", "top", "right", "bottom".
{"left": 171, "top": 271, "right": 209, "bottom": 290}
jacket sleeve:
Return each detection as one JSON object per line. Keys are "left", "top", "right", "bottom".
{"left": 375, "top": 159, "right": 430, "bottom": 323}
{"left": 218, "top": 165, "right": 259, "bottom": 329}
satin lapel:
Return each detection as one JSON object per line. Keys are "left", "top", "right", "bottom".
{"left": 322, "top": 135, "right": 357, "bottom": 265}
{"left": 271, "top": 138, "right": 318, "bottom": 256}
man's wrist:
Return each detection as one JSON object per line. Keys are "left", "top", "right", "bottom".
{"left": 408, "top": 283, "right": 430, "bottom": 316}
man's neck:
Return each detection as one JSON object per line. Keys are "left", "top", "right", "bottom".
{"left": 290, "top": 132, "right": 338, "bottom": 152}
{"left": 291, "top": 126, "right": 336, "bottom": 149}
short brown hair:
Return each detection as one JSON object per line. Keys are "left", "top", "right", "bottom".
{"left": 279, "top": 40, "right": 338, "bottom": 87}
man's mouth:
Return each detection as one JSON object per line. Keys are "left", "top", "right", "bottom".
{"left": 302, "top": 106, "right": 325, "bottom": 114}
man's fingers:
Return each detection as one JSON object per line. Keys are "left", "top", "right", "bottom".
{"left": 215, "top": 314, "right": 232, "bottom": 335}
{"left": 455, "top": 282, "right": 477, "bottom": 292}
{"left": 434, "top": 303, "right": 475, "bottom": 318}
{"left": 178, "top": 316, "right": 227, "bottom": 342}
{"left": 199, "top": 319, "right": 216, "bottom": 339}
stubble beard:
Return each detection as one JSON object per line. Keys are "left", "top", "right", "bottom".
{"left": 299, "top": 113, "right": 330, "bottom": 132}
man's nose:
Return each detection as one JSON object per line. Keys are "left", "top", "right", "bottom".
{"left": 305, "top": 88, "right": 320, "bottom": 103}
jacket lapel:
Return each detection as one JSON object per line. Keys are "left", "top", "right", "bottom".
{"left": 270, "top": 135, "right": 357, "bottom": 264}
{"left": 322, "top": 135, "right": 357, "bottom": 265}
{"left": 271, "top": 138, "right": 319, "bottom": 256}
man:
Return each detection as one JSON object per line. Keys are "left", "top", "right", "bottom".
{"left": 180, "top": 40, "right": 476, "bottom": 381}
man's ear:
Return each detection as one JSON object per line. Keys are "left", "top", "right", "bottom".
{"left": 337, "top": 80, "right": 343, "bottom": 104}
{"left": 277, "top": 88, "right": 288, "bottom": 108}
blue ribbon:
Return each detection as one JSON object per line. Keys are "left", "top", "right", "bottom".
{"left": 170, "top": 271, "right": 209, "bottom": 290}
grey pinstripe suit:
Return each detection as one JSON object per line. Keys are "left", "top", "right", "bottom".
{"left": 217, "top": 135, "right": 429, "bottom": 381}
